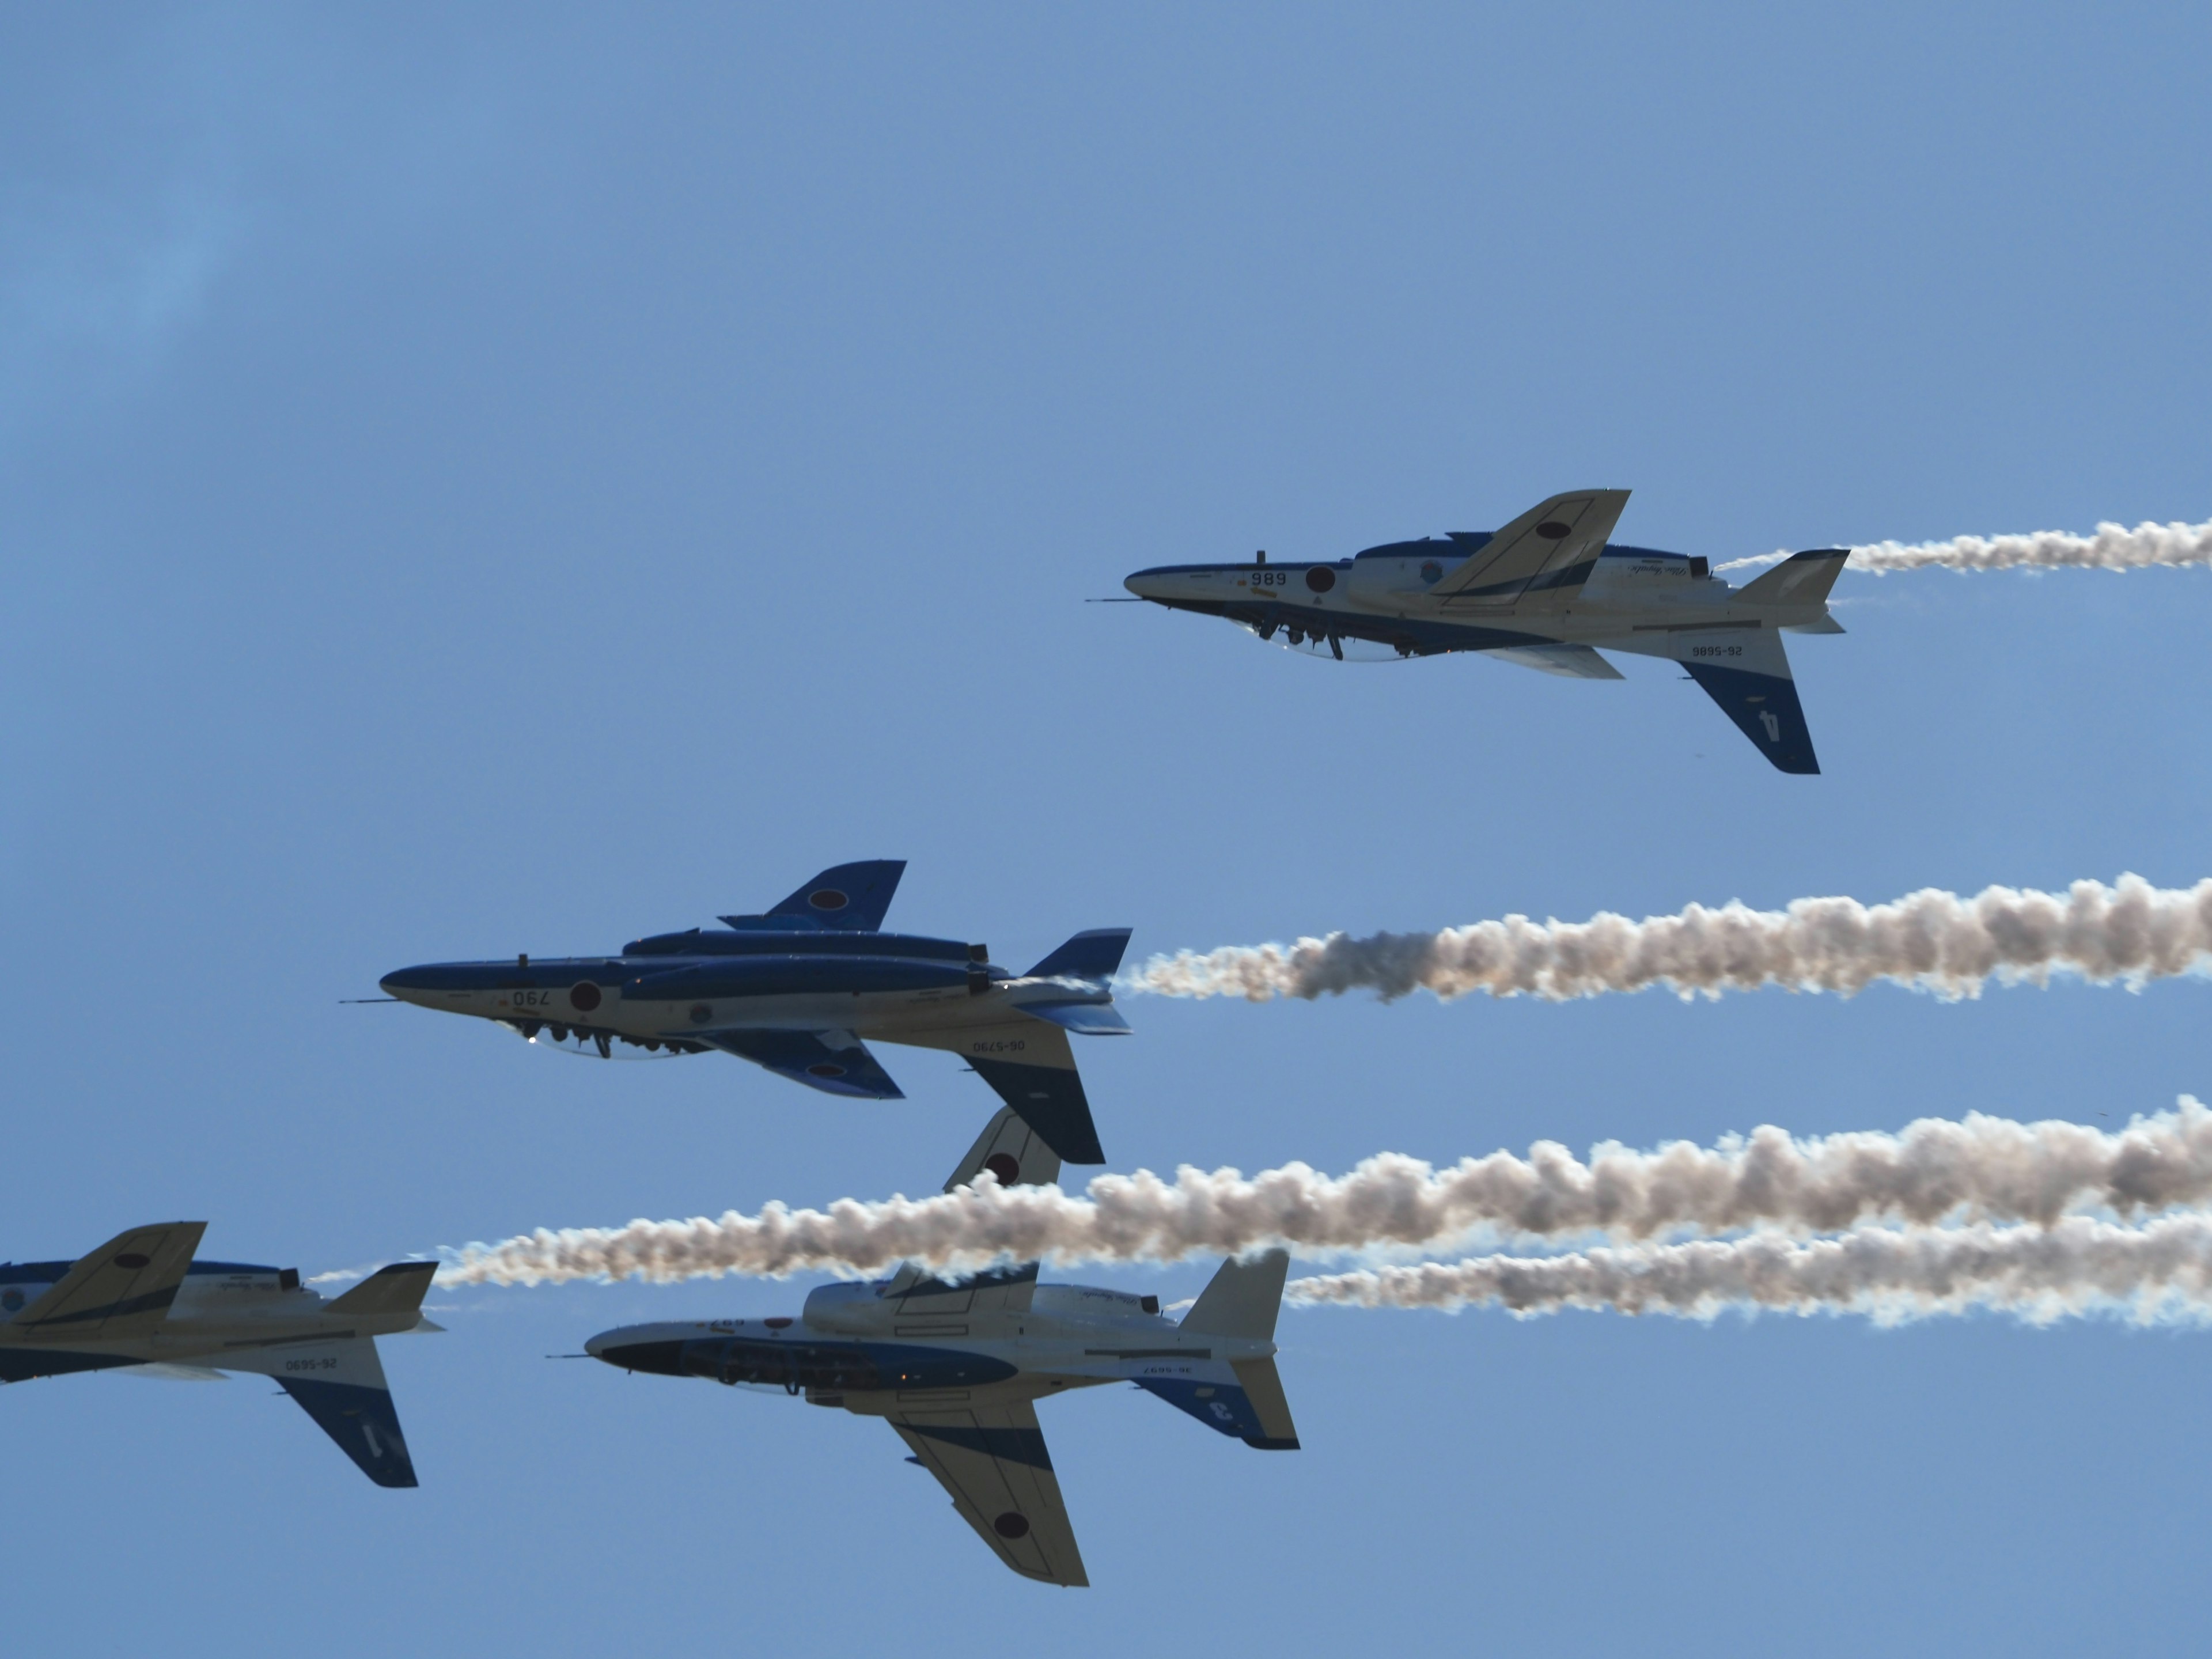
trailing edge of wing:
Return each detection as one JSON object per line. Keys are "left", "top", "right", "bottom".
{"left": 891, "top": 1402, "right": 1088, "bottom": 1587}
{"left": 697, "top": 1028, "right": 906, "bottom": 1098}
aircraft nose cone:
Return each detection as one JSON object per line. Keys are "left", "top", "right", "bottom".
{"left": 584, "top": 1331, "right": 609, "bottom": 1359}
{"left": 379, "top": 968, "right": 431, "bottom": 1005}
{"left": 1123, "top": 570, "right": 1162, "bottom": 599}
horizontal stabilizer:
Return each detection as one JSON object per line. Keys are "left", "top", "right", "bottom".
{"left": 1738, "top": 547, "right": 1849, "bottom": 607}
{"left": 7, "top": 1222, "right": 206, "bottom": 1342}
{"left": 1230, "top": 1357, "right": 1301, "bottom": 1449}
{"left": 1025, "top": 928, "right": 1132, "bottom": 985}
{"left": 328, "top": 1261, "right": 438, "bottom": 1320}
{"left": 1132, "top": 1355, "right": 1300, "bottom": 1450}
{"left": 699, "top": 1028, "right": 905, "bottom": 1099}
{"left": 1181, "top": 1248, "right": 1289, "bottom": 1340}
{"left": 753, "top": 860, "right": 906, "bottom": 931}
{"left": 1483, "top": 642, "right": 1625, "bottom": 680}
{"left": 1020, "top": 1001, "right": 1132, "bottom": 1036}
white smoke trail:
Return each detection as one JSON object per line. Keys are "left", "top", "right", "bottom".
{"left": 1123, "top": 874, "right": 2212, "bottom": 1005}
{"left": 440, "top": 1099, "right": 2212, "bottom": 1286}
{"left": 1283, "top": 1213, "right": 2212, "bottom": 1327}
{"left": 1713, "top": 515, "right": 2212, "bottom": 576}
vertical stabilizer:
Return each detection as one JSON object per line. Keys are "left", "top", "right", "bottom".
{"left": 1180, "top": 1248, "right": 1289, "bottom": 1340}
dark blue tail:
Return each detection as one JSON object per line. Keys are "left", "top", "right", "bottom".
{"left": 1026, "top": 928, "right": 1132, "bottom": 983}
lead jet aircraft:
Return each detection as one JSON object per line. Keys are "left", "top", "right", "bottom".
{"left": 380, "top": 862, "right": 1130, "bottom": 1164}
{"left": 585, "top": 1109, "right": 1299, "bottom": 1586}
{"left": 1123, "top": 489, "right": 1847, "bottom": 773}
{"left": 1, "top": 1224, "right": 437, "bottom": 1486}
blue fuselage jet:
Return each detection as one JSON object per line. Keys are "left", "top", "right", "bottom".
{"left": 1124, "top": 488, "right": 1849, "bottom": 773}
{"left": 378, "top": 861, "right": 1129, "bottom": 1164}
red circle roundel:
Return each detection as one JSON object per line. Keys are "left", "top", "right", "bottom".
{"left": 993, "top": 1512, "right": 1031, "bottom": 1539}
{"left": 983, "top": 1153, "right": 1020, "bottom": 1185}
{"left": 569, "top": 982, "right": 602, "bottom": 1012}
{"left": 808, "top": 888, "right": 849, "bottom": 911}
{"left": 1305, "top": 565, "right": 1336, "bottom": 592}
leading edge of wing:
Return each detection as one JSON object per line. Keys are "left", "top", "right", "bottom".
{"left": 890, "top": 1402, "right": 1089, "bottom": 1587}
{"left": 695, "top": 1027, "right": 906, "bottom": 1099}
{"left": 7, "top": 1222, "right": 207, "bottom": 1342}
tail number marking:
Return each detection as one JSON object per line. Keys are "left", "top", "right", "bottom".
{"left": 969, "top": 1039, "right": 1029, "bottom": 1055}
{"left": 1688, "top": 645, "right": 1743, "bottom": 658}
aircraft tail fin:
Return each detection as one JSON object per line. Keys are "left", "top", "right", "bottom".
{"left": 1180, "top": 1248, "right": 1289, "bottom": 1340}
{"left": 1025, "top": 928, "right": 1132, "bottom": 985}
{"left": 1738, "top": 547, "right": 1850, "bottom": 607}
{"left": 327, "top": 1261, "right": 438, "bottom": 1320}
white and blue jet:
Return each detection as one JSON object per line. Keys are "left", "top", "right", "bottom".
{"left": 584, "top": 1109, "right": 1299, "bottom": 1587}
{"left": 380, "top": 861, "right": 1131, "bottom": 1165}
{"left": 1124, "top": 489, "right": 1848, "bottom": 773}
{"left": 0, "top": 1224, "right": 438, "bottom": 1487}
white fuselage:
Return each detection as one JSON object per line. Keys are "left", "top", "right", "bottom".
{"left": 0, "top": 1271, "right": 425, "bottom": 1372}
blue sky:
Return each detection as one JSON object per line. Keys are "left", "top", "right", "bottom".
{"left": 5, "top": 6, "right": 2210, "bottom": 1654}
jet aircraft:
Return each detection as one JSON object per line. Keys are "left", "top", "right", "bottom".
{"left": 380, "top": 862, "right": 1130, "bottom": 1164}
{"left": 584, "top": 1109, "right": 1299, "bottom": 1586}
{"left": 1, "top": 1223, "right": 437, "bottom": 1486}
{"left": 1123, "top": 489, "right": 1847, "bottom": 773}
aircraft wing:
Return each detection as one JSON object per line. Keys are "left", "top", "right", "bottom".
{"left": 5, "top": 1222, "right": 206, "bottom": 1343}
{"left": 889, "top": 1400, "right": 1088, "bottom": 1587}
{"left": 747, "top": 860, "right": 907, "bottom": 931}
{"left": 696, "top": 1028, "right": 906, "bottom": 1099}
{"left": 1432, "top": 488, "right": 1631, "bottom": 612}
{"left": 219, "top": 1337, "right": 419, "bottom": 1488}
{"left": 1482, "top": 642, "right": 1625, "bottom": 680}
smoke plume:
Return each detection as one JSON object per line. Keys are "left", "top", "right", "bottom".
{"left": 440, "top": 1099, "right": 2212, "bottom": 1287}
{"left": 1283, "top": 1213, "right": 2212, "bottom": 1325}
{"left": 1714, "top": 516, "right": 2212, "bottom": 576}
{"left": 1122, "top": 874, "right": 2212, "bottom": 1005}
